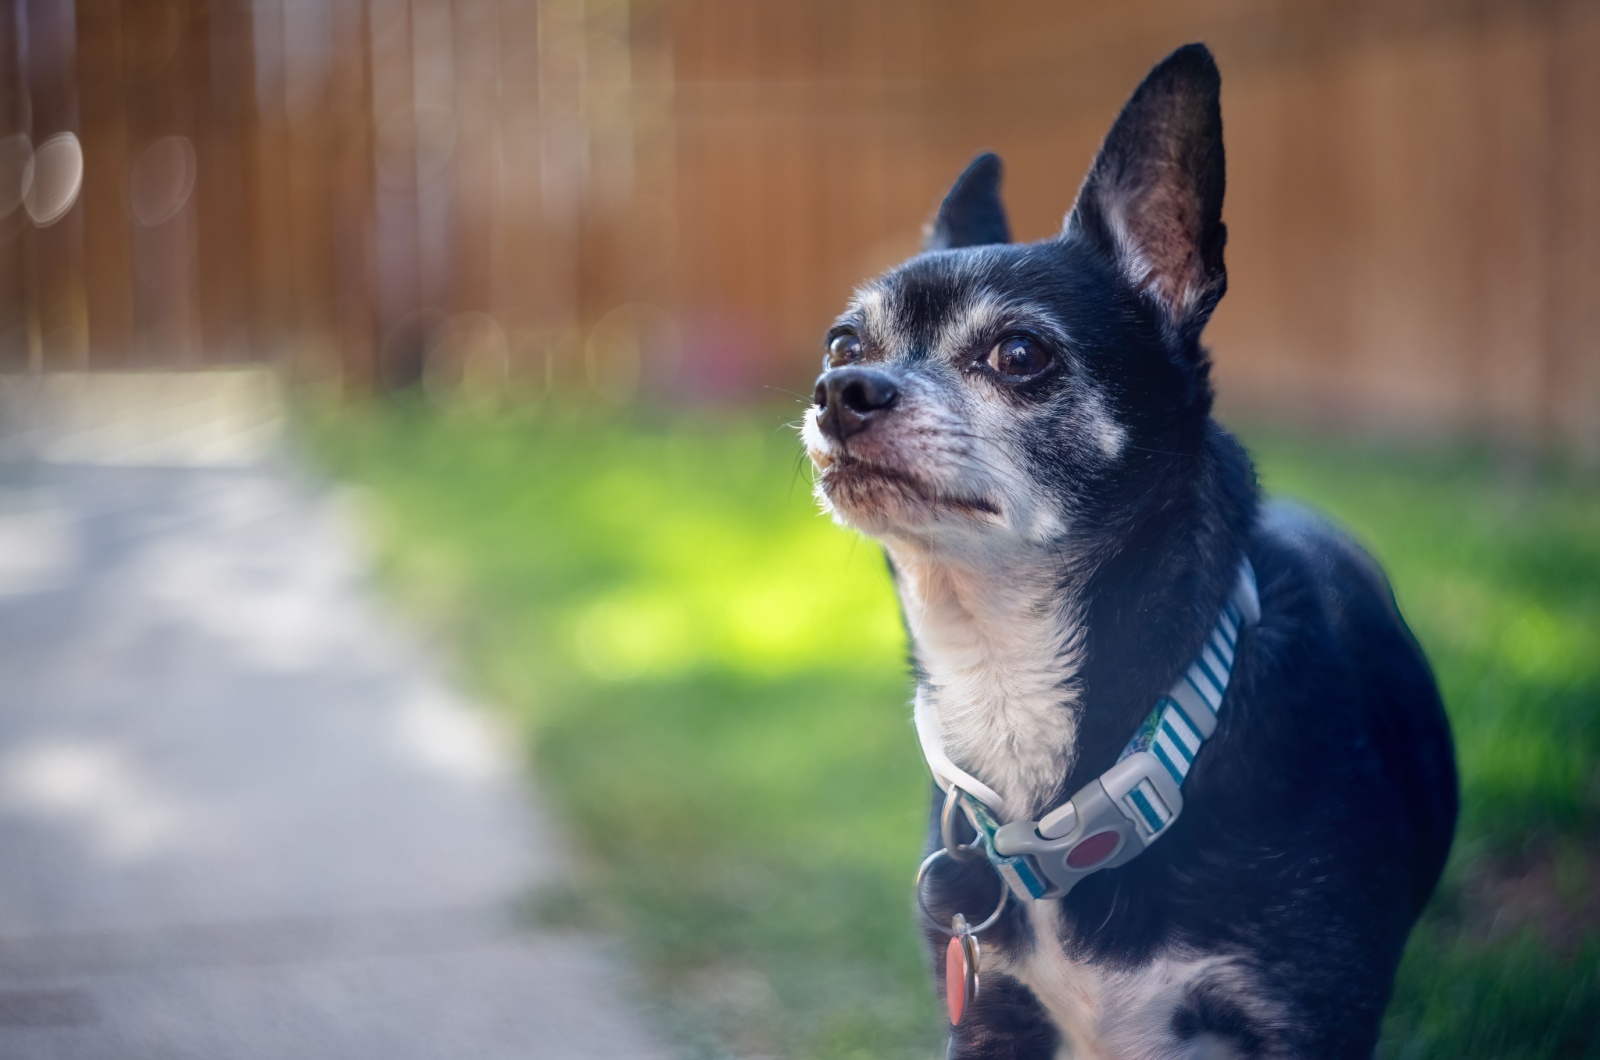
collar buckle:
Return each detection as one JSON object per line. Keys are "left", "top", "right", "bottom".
{"left": 987, "top": 750, "right": 1184, "bottom": 900}
{"left": 926, "top": 557, "right": 1259, "bottom": 904}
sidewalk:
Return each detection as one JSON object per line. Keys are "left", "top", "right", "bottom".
{"left": 0, "top": 372, "right": 669, "bottom": 1059}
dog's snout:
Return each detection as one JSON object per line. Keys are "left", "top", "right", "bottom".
{"left": 814, "top": 367, "right": 899, "bottom": 442}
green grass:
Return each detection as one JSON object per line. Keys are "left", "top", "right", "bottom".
{"left": 305, "top": 403, "right": 1600, "bottom": 1059}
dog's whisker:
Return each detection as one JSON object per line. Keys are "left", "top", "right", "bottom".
{"left": 788, "top": 446, "right": 814, "bottom": 500}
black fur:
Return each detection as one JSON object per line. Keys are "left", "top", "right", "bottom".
{"left": 926, "top": 152, "right": 1012, "bottom": 251}
{"left": 1172, "top": 980, "right": 1266, "bottom": 1054}
{"left": 1068, "top": 43, "right": 1229, "bottom": 345}
{"left": 813, "top": 43, "right": 1457, "bottom": 1058}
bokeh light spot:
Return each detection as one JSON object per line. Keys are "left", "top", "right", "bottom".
{"left": 129, "top": 136, "right": 197, "bottom": 227}
{"left": 586, "top": 303, "right": 680, "bottom": 404}
{"left": 22, "top": 133, "right": 83, "bottom": 227}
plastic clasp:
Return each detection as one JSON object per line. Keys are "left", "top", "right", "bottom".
{"left": 988, "top": 751, "right": 1185, "bottom": 900}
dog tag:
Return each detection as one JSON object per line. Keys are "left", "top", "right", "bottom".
{"left": 946, "top": 913, "right": 981, "bottom": 1026}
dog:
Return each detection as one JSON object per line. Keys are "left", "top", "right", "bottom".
{"left": 801, "top": 43, "right": 1457, "bottom": 1059}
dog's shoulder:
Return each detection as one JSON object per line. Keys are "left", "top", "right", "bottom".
{"left": 1248, "top": 496, "right": 1442, "bottom": 720}
{"left": 1255, "top": 499, "right": 1396, "bottom": 619}
{"left": 1246, "top": 496, "right": 1458, "bottom": 910}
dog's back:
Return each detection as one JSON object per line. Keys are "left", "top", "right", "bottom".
{"left": 1256, "top": 500, "right": 1457, "bottom": 913}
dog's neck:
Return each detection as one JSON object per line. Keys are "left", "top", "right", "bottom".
{"left": 889, "top": 538, "right": 1089, "bottom": 820}
{"left": 889, "top": 424, "right": 1258, "bottom": 822}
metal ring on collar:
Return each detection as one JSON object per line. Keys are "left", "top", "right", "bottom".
{"left": 915, "top": 846, "right": 1009, "bottom": 935}
{"left": 939, "top": 784, "right": 983, "bottom": 862}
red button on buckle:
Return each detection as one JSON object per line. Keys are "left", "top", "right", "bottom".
{"left": 1065, "top": 829, "right": 1121, "bottom": 869}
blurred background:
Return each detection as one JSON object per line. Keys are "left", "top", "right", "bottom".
{"left": 1, "top": 2, "right": 1598, "bottom": 1059}
{"left": 2, "top": 0, "right": 1597, "bottom": 441}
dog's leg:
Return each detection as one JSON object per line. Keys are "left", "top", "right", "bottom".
{"left": 945, "top": 972, "right": 1061, "bottom": 1060}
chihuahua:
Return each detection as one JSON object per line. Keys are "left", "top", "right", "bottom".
{"left": 802, "top": 43, "right": 1457, "bottom": 1059}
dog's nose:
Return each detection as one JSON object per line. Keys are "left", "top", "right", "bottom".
{"left": 813, "top": 367, "right": 899, "bottom": 442}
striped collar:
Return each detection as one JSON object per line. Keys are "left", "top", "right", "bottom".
{"left": 914, "top": 558, "right": 1261, "bottom": 901}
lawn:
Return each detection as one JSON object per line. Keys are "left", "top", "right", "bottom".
{"left": 306, "top": 403, "right": 1600, "bottom": 1059}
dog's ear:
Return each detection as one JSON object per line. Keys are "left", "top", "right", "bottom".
{"left": 1064, "top": 44, "right": 1226, "bottom": 344}
{"left": 924, "top": 153, "right": 1011, "bottom": 251}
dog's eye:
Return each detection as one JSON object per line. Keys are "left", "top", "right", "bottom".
{"left": 986, "top": 335, "right": 1052, "bottom": 381}
{"left": 825, "top": 333, "right": 863, "bottom": 368}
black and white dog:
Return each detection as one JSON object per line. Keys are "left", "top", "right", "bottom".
{"left": 802, "top": 44, "right": 1457, "bottom": 1059}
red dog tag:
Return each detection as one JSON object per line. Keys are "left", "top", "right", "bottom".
{"left": 946, "top": 934, "right": 967, "bottom": 1025}
{"left": 946, "top": 915, "right": 981, "bottom": 1026}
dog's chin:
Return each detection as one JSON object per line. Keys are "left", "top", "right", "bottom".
{"left": 811, "top": 452, "right": 999, "bottom": 537}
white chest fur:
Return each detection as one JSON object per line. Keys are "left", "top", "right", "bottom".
{"left": 997, "top": 901, "right": 1260, "bottom": 1059}
{"left": 891, "top": 546, "right": 1085, "bottom": 820}
{"left": 894, "top": 550, "right": 1274, "bottom": 1057}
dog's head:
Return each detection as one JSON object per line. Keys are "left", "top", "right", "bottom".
{"left": 803, "top": 44, "right": 1227, "bottom": 559}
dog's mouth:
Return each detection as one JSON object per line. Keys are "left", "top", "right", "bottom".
{"left": 812, "top": 451, "right": 1000, "bottom": 518}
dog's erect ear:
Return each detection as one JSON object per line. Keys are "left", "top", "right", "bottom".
{"left": 1064, "top": 44, "right": 1227, "bottom": 344}
{"left": 924, "top": 153, "right": 1011, "bottom": 251}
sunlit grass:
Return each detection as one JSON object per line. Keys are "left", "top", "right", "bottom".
{"left": 306, "top": 404, "right": 1600, "bottom": 1059}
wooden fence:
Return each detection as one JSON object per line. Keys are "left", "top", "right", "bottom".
{"left": 1, "top": 0, "right": 1596, "bottom": 447}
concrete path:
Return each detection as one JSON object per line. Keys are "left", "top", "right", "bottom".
{"left": 0, "top": 372, "right": 669, "bottom": 1059}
